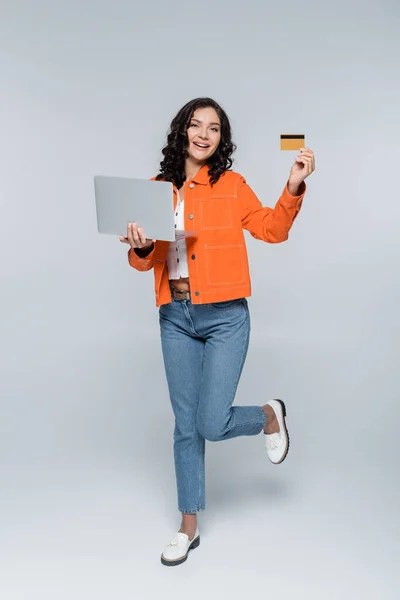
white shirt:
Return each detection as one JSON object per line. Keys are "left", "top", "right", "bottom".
{"left": 167, "top": 191, "right": 189, "bottom": 279}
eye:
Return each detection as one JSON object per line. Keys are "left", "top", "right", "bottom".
{"left": 211, "top": 127, "right": 220, "bottom": 132}
{"left": 190, "top": 123, "right": 199, "bottom": 128}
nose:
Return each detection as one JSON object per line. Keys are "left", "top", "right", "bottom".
{"left": 198, "top": 128, "right": 209, "bottom": 140}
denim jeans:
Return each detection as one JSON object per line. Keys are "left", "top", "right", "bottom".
{"left": 159, "top": 297, "right": 266, "bottom": 514}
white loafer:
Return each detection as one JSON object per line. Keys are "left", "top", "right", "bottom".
{"left": 161, "top": 528, "right": 200, "bottom": 566}
{"left": 264, "top": 399, "right": 290, "bottom": 464}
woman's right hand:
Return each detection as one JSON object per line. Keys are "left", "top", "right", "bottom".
{"left": 119, "top": 222, "right": 156, "bottom": 250}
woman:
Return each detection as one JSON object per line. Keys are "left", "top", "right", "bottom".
{"left": 120, "top": 98, "right": 315, "bottom": 566}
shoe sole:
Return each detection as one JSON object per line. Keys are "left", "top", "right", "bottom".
{"left": 160, "top": 535, "right": 200, "bottom": 567}
{"left": 269, "top": 399, "right": 290, "bottom": 465}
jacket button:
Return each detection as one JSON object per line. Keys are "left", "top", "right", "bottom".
{"left": 188, "top": 214, "right": 194, "bottom": 220}
{"left": 191, "top": 254, "right": 196, "bottom": 260}
{"left": 189, "top": 183, "right": 194, "bottom": 188}
{"left": 195, "top": 291, "right": 200, "bottom": 296}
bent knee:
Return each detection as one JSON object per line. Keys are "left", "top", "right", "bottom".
{"left": 196, "top": 418, "right": 227, "bottom": 442}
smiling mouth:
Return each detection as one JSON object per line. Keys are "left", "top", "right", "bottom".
{"left": 193, "top": 142, "right": 210, "bottom": 149}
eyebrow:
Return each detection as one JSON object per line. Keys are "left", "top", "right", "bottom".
{"left": 191, "top": 118, "right": 221, "bottom": 127}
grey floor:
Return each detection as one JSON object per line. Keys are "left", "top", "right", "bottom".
{"left": 1, "top": 443, "right": 398, "bottom": 600}
{"left": 1, "top": 336, "right": 399, "bottom": 599}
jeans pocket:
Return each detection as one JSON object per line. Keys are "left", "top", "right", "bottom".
{"left": 210, "top": 298, "right": 244, "bottom": 310}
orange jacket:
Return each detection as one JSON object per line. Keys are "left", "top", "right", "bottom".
{"left": 128, "top": 165, "right": 306, "bottom": 306}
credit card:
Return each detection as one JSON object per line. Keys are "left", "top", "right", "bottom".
{"left": 280, "top": 134, "right": 305, "bottom": 150}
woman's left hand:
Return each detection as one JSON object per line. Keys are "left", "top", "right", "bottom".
{"left": 288, "top": 147, "right": 315, "bottom": 190}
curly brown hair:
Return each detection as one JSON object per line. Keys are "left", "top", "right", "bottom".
{"left": 156, "top": 98, "right": 236, "bottom": 189}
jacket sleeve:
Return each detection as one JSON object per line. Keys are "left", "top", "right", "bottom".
{"left": 239, "top": 177, "right": 306, "bottom": 243}
{"left": 127, "top": 246, "right": 155, "bottom": 271}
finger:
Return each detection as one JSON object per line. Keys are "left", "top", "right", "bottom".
{"left": 296, "top": 157, "right": 312, "bottom": 175}
{"left": 120, "top": 236, "right": 129, "bottom": 244}
{"left": 127, "top": 223, "right": 136, "bottom": 247}
{"left": 305, "top": 157, "right": 313, "bottom": 174}
{"left": 300, "top": 148, "right": 314, "bottom": 158}
{"left": 296, "top": 156, "right": 311, "bottom": 165}
{"left": 307, "top": 154, "right": 315, "bottom": 169}
{"left": 137, "top": 227, "right": 146, "bottom": 244}
{"left": 131, "top": 223, "right": 142, "bottom": 247}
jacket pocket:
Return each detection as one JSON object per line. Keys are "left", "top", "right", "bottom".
{"left": 204, "top": 244, "right": 246, "bottom": 286}
{"left": 197, "top": 197, "right": 234, "bottom": 230}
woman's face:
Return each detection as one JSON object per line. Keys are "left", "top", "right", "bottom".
{"left": 186, "top": 107, "right": 221, "bottom": 164}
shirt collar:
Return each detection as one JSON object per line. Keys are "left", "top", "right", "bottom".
{"left": 191, "top": 164, "right": 210, "bottom": 186}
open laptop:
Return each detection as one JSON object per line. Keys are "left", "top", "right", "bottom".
{"left": 94, "top": 175, "right": 196, "bottom": 242}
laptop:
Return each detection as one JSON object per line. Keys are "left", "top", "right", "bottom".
{"left": 94, "top": 175, "right": 196, "bottom": 242}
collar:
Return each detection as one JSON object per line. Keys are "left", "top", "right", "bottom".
{"left": 155, "top": 164, "right": 211, "bottom": 187}
{"left": 191, "top": 164, "right": 210, "bottom": 186}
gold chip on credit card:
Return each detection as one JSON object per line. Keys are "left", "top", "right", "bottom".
{"left": 280, "top": 134, "right": 305, "bottom": 151}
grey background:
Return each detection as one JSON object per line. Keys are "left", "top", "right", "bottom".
{"left": 1, "top": 0, "right": 399, "bottom": 598}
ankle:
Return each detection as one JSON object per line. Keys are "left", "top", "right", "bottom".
{"left": 180, "top": 514, "right": 197, "bottom": 537}
{"left": 262, "top": 404, "right": 272, "bottom": 423}
{"left": 262, "top": 404, "right": 279, "bottom": 434}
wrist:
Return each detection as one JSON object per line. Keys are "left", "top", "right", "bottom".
{"left": 133, "top": 242, "right": 154, "bottom": 258}
{"left": 287, "top": 179, "right": 304, "bottom": 196}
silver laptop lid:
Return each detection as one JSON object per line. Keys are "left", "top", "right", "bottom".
{"left": 94, "top": 176, "right": 175, "bottom": 241}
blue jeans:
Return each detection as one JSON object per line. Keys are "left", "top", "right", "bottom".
{"left": 159, "top": 297, "right": 266, "bottom": 514}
